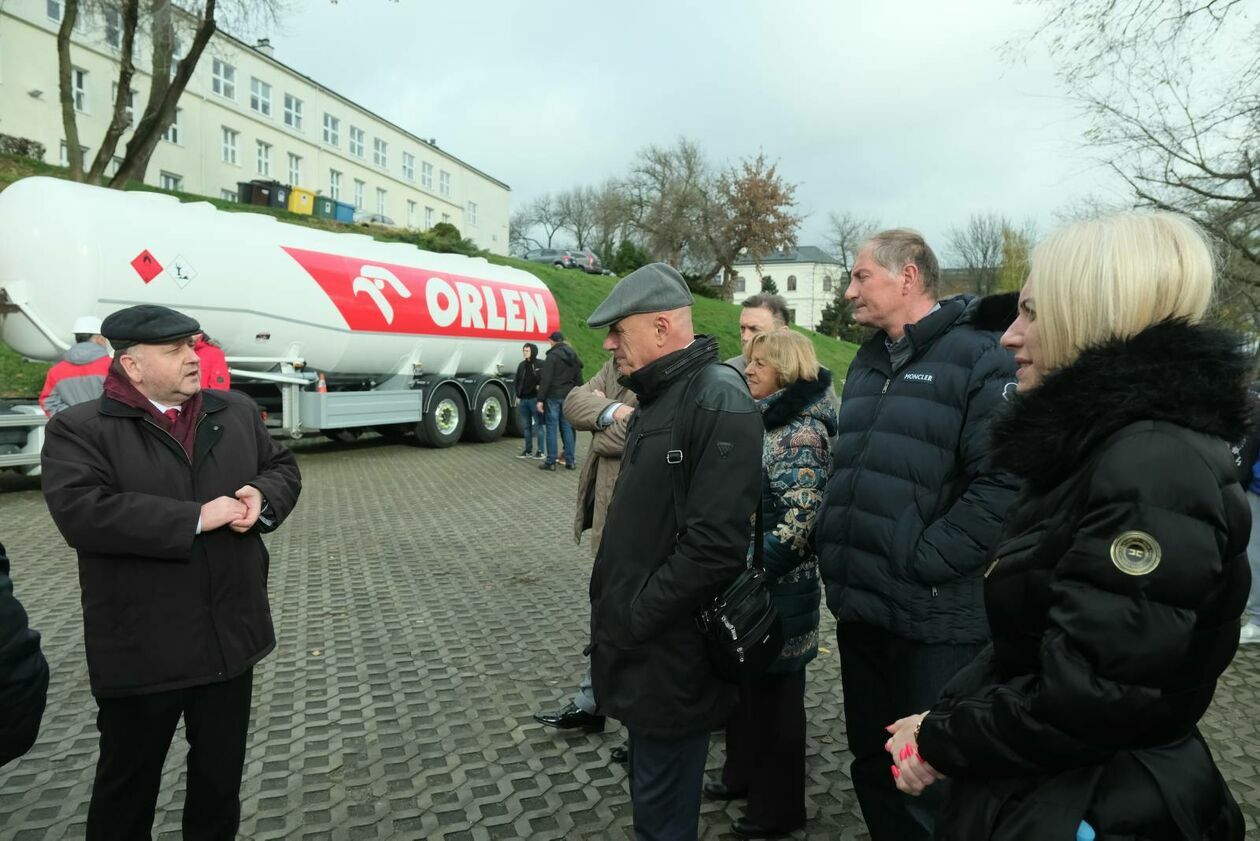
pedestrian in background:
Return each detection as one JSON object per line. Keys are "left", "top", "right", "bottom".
{"left": 39, "top": 315, "right": 111, "bottom": 415}
{"left": 194, "top": 332, "right": 231, "bottom": 391}
{"left": 707, "top": 329, "right": 836, "bottom": 839}
{"left": 0, "top": 540, "right": 49, "bottom": 769}
{"left": 886, "top": 212, "right": 1248, "bottom": 841}
{"left": 537, "top": 330, "right": 583, "bottom": 471}
{"left": 514, "top": 342, "right": 545, "bottom": 459}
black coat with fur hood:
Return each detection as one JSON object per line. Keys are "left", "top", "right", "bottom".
{"left": 918, "top": 320, "right": 1248, "bottom": 841}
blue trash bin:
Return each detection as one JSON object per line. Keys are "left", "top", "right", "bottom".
{"left": 333, "top": 201, "right": 355, "bottom": 223}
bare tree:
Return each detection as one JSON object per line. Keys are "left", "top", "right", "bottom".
{"left": 56, "top": 0, "right": 287, "bottom": 188}
{"left": 556, "top": 186, "right": 598, "bottom": 249}
{"left": 996, "top": 219, "right": 1038, "bottom": 293}
{"left": 824, "top": 211, "right": 881, "bottom": 274}
{"left": 529, "top": 194, "right": 566, "bottom": 249}
{"left": 509, "top": 208, "right": 541, "bottom": 256}
{"left": 623, "top": 137, "right": 711, "bottom": 269}
{"left": 589, "top": 179, "right": 632, "bottom": 260}
{"left": 947, "top": 213, "right": 1007, "bottom": 296}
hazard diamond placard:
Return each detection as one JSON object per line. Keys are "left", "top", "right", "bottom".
{"left": 130, "top": 249, "right": 163, "bottom": 283}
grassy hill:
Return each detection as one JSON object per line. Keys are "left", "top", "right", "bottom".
{"left": 0, "top": 152, "right": 857, "bottom": 397}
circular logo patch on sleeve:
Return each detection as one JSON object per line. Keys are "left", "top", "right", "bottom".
{"left": 1110, "top": 531, "right": 1162, "bottom": 576}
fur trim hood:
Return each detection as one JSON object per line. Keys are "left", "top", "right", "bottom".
{"left": 760, "top": 367, "right": 838, "bottom": 434}
{"left": 990, "top": 319, "right": 1251, "bottom": 492}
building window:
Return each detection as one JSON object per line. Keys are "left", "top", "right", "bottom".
{"left": 159, "top": 171, "right": 182, "bottom": 191}
{"left": 787, "top": 308, "right": 796, "bottom": 324}
{"left": 249, "top": 77, "right": 271, "bottom": 116}
{"left": 220, "top": 188, "right": 237, "bottom": 202}
{"left": 221, "top": 127, "right": 238, "bottom": 164}
{"left": 734, "top": 276, "right": 746, "bottom": 293}
{"left": 161, "top": 108, "right": 181, "bottom": 144}
{"left": 424, "top": 206, "right": 434, "bottom": 228}
{"left": 823, "top": 275, "right": 833, "bottom": 292}
{"left": 376, "top": 188, "right": 386, "bottom": 215}
{"left": 283, "top": 93, "right": 303, "bottom": 130}
{"left": 108, "top": 156, "right": 122, "bottom": 176}
{"left": 59, "top": 141, "right": 88, "bottom": 168}
{"left": 373, "top": 138, "right": 387, "bottom": 168}
{"left": 467, "top": 201, "right": 478, "bottom": 227}
{"left": 212, "top": 59, "right": 235, "bottom": 99}
{"left": 402, "top": 152, "right": 414, "bottom": 181}
{"left": 256, "top": 140, "right": 271, "bottom": 176}
{"left": 111, "top": 82, "right": 136, "bottom": 125}
{"left": 72, "top": 68, "right": 88, "bottom": 112}
{"left": 104, "top": 6, "right": 121, "bottom": 48}
{"left": 288, "top": 153, "right": 301, "bottom": 185}
{"left": 322, "top": 113, "right": 339, "bottom": 146}
{"left": 170, "top": 37, "right": 183, "bottom": 81}
{"left": 406, "top": 200, "right": 416, "bottom": 227}
{"left": 348, "top": 126, "right": 364, "bottom": 158}
{"left": 786, "top": 274, "right": 797, "bottom": 291}
{"left": 439, "top": 170, "right": 451, "bottom": 197}
{"left": 47, "top": 0, "right": 61, "bottom": 21}
{"left": 421, "top": 161, "right": 433, "bottom": 189}
{"left": 441, "top": 212, "right": 450, "bottom": 224}
{"left": 353, "top": 179, "right": 365, "bottom": 209}
{"left": 329, "top": 170, "right": 341, "bottom": 201}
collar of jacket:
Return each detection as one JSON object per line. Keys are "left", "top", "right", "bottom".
{"left": 991, "top": 319, "right": 1250, "bottom": 492}
{"left": 759, "top": 367, "right": 836, "bottom": 433}
{"left": 620, "top": 335, "right": 719, "bottom": 403}
{"left": 856, "top": 295, "right": 969, "bottom": 375}
{"left": 98, "top": 389, "right": 229, "bottom": 418}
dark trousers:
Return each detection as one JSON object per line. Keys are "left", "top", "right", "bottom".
{"left": 628, "top": 730, "right": 710, "bottom": 841}
{"left": 86, "top": 669, "right": 254, "bottom": 841}
{"left": 721, "top": 670, "right": 807, "bottom": 832}
{"left": 837, "top": 624, "right": 982, "bottom": 841}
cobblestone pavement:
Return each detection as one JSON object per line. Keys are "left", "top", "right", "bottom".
{"left": 1, "top": 435, "right": 1258, "bottom": 840}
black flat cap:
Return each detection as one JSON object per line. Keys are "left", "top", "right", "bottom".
{"left": 586, "top": 263, "right": 694, "bottom": 328}
{"left": 548, "top": 330, "right": 565, "bottom": 342}
{"left": 102, "top": 304, "right": 200, "bottom": 351}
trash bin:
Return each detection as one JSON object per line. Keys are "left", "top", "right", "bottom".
{"left": 239, "top": 181, "right": 271, "bottom": 206}
{"left": 313, "top": 195, "right": 336, "bottom": 219}
{"left": 333, "top": 201, "right": 355, "bottom": 223}
{"left": 288, "top": 187, "right": 315, "bottom": 215}
{"left": 268, "top": 182, "right": 291, "bottom": 209}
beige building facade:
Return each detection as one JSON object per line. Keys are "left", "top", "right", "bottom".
{"left": 731, "top": 246, "right": 844, "bottom": 331}
{"left": 0, "top": 0, "right": 510, "bottom": 253}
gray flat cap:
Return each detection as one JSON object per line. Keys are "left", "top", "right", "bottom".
{"left": 586, "top": 263, "right": 695, "bottom": 328}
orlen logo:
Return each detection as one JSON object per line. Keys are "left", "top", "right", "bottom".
{"left": 283, "top": 246, "right": 557, "bottom": 340}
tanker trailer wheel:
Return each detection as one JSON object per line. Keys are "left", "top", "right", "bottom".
{"left": 416, "top": 384, "right": 466, "bottom": 448}
{"left": 464, "top": 385, "right": 508, "bottom": 443}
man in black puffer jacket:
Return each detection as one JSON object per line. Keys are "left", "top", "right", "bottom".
{"left": 536, "top": 331, "right": 583, "bottom": 470}
{"left": 0, "top": 541, "right": 49, "bottom": 768}
{"left": 816, "top": 229, "right": 1019, "bottom": 841}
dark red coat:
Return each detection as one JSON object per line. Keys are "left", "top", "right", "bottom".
{"left": 41, "top": 390, "right": 300, "bottom": 697}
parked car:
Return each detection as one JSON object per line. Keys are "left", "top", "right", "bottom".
{"left": 523, "top": 248, "right": 578, "bottom": 269}
{"left": 353, "top": 211, "right": 398, "bottom": 228}
{"left": 569, "top": 248, "right": 604, "bottom": 275}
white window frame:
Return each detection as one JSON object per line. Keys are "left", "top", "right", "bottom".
{"left": 59, "top": 141, "right": 88, "bottom": 168}
{"left": 288, "top": 153, "right": 301, "bottom": 186}
{"left": 376, "top": 187, "right": 386, "bottom": 215}
{"left": 322, "top": 113, "right": 339, "bottom": 146}
{"left": 256, "top": 140, "right": 271, "bottom": 176}
{"left": 467, "top": 201, "right": 478, "bottom": 227}
{"left": 159, "top": 171, "right": 182, "bottom": 191}
{"left": 221, "top": 127, "right": 238, "bottom": 164}
{"left": 424, "top": 206, "right": 434, "bottom": 228}
{"left": 249, "top": 77, "right": 271, "bottom": 117}
{"left": 406, "top": 200, "right": 416, "bottom": 227}
{"left": 373, "top": 138, "right": 387, "bottom": 168}
{"left": 421, "top": 162, "right": 433, "bottom": 189}
{"left": 349, "top": 126, "right": 364, "bottom": 158}
{"left": 104, "top": 6, "right": 121, "bottom": 48}
{"left": 161, "top": 107, "right": 182, "bottom": 144}
{"left": 441, "top": 213, "right": 450, "bottom": 224}
{"left": 47, "top": 0, "right": 61, "bottom": 22}
{"left": 353, "top": 179, "right": 365, "bottom": 210}
{"left": 220, "top": 188, "right": 237, "bottom": 202}
{"left": 439, "top": 170, "right": 451, "bottom": 197}
{"left": 402, "top": 152, "right": 415, "bottom": 181}
{"left": 283, "top": 93, "right": 303, "bottom": 131}
{"left": 212, "top": 58, "right": 235, "bottom": 99}
{"left": 329, "top": 169, "right": 341, "bottom": 201}
{"left": 72, "top": 67, "right": 88, "bottom": 113}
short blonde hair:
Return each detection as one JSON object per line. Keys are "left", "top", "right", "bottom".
{"left": 1031, "top": 212, "right": 1216, "bottom": 371}
{"left": 747, "top": 329, "right": 820, "bottom": 388}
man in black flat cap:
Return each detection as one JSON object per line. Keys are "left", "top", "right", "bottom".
{"left": 40, "top": 304, "right": 302, "bottom": 841}
{"left": 586, "top": 263, "right": 763, "bottom": 840}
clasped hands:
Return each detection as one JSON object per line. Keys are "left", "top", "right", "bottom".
{"left": 885, "top": 712, "right": 946, "bottom": 796}
{"left": 199, "top": 485, "right": 264, "bottom": 533}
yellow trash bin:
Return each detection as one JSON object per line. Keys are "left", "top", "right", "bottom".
{"left": 287, "top": 187, "right": 315, "bottom": 215}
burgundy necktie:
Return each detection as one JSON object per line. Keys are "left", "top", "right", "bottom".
{"left": 164, "top": 408, "right": 179, "bottom": 424}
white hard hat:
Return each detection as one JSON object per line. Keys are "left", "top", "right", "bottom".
{"left": 72, "top": 315, "right": 103, "bottom": 334}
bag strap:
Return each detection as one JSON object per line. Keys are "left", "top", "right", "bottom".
{"left": 669, "top": 363, "right": 764, "bottom": 569}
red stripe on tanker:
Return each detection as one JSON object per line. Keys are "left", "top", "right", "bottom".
{"left": 283, "top": 246, "right": 556, "bottom": 340}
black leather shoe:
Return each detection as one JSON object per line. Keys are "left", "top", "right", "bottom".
{"left": 731, "top": 817, "right": 794, "bottom": 839}
{"left": 532, "top": 702, "right": 605, "bottom": 732}
{"left": 538, "top": 461, "right": 557, "bottom": 471}
{"left": 610, "top": 742, "right": 628, "bottom": 764}
{"left": 702, "top": 780, "right": 746, "bottom": 800}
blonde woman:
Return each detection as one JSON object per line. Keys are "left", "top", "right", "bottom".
{"left": 706, "top": 329, "right": 837, "bottom": 839}
{"left": 886, "top": 212, "right": 1248, "bottom": 840}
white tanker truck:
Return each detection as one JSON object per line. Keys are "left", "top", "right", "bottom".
{"left": 0, "top": 177, "right": 561, "bottom": 471}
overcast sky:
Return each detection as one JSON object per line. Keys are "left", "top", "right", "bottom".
{"left": 258, "top": 0, "right": 1126, "bottom": 263}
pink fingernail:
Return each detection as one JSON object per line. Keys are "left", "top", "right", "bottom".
{"left": 890, "top": 765, "right": 900, "bottom": 779}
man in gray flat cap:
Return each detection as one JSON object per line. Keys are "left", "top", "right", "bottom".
{"left": 586, "top": 263, "right": 764, "bottom": 840}
{"left": 40, "top": 304, "right": 302, "bottom": 841}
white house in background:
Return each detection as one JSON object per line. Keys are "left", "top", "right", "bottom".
{"left": 0, "top": 0, "right": 510, "bottom": 254}
{"left": 730, "top": 246, "right": 844, "bottom": 331}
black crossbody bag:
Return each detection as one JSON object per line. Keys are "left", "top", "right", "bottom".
{"left": 668, "top": 366, "right": 783, "bottom": 684}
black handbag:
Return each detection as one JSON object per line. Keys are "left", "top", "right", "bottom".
{"left": 669, "top": 365, "right": 783, "bottom": 684}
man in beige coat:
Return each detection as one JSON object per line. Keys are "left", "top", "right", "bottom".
{"left": 532, "top": 358, "right": 637, "bottom": 760}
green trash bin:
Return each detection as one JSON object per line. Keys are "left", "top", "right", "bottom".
{"left": 313, "top": 195, "right": 336, "bottom": 219}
